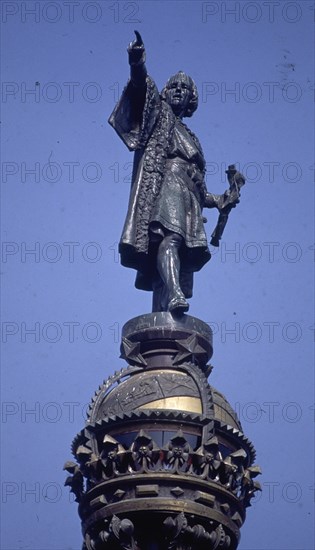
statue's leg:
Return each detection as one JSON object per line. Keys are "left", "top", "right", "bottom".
{"left": 156, "top": 233, "right": 189, "bottom": 313}
{"left": 152, "top": 279, "right": 168, "bottom": 312}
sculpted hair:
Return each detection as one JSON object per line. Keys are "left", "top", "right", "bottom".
{"left": 160, "top": 71, "right": 199, "bottom": 118}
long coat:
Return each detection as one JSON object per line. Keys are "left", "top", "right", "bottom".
{"left": 109, "top": 76, "right": 211, "bottom": 294}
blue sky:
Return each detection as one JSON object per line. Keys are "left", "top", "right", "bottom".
{"left": 1, "top": 1, "right": 314, "bottom": 549}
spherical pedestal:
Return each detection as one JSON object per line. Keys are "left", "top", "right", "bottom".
{"left": 65, "top": 314, "right": 260, "bottom": 550}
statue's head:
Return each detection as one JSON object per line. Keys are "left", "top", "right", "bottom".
{"left": 161, "top": 71, "right": 198, "bottom": 118}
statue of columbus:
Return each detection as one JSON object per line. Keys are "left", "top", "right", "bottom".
{"left": 109, "top": 31, "right": 245, "bottom": 314}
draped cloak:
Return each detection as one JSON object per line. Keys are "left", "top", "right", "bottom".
{"left": 108, "top": 76, "right": 211, "bottom": 295}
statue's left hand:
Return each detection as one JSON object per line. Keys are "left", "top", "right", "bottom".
{"left": 221, "top": 196, "right": 240, "bottom": 211}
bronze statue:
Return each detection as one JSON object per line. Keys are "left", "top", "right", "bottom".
{"left": 65, "top": 37, "right": 260, "bottom": 550}
{"left": 109, "top": 31, "right": 244, "bottom": 314}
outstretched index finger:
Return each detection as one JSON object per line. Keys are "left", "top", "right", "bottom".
{"left": 134, "top": 30, "right": 143, "bottom": 46}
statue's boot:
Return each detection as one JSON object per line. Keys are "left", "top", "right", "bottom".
{"left": 157, "top": 233, "right": 189, "bottom": 314}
